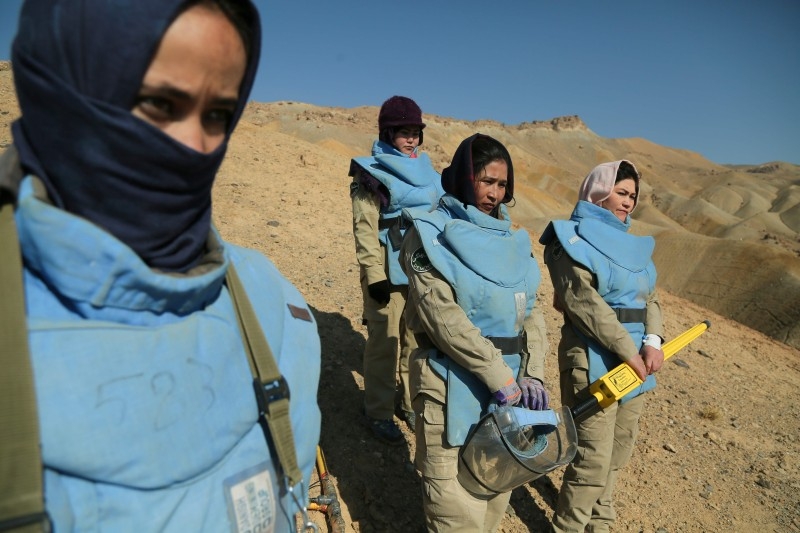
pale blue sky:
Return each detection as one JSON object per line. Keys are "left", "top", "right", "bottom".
{"left": 1, "top": 0, "right": 798, "bottom": 165}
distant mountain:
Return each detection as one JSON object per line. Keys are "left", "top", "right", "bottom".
{"left": 1, "top": 61, "right": 798, "bottom": 348}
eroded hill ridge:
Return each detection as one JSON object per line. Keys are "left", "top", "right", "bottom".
{"left": 0, "top": 61, "right": 798, "bottom": 348}
{"left": 237, "top": 98, "right": 800, "bottom": 349}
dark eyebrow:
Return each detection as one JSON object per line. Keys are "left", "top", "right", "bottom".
{"left": 139, "top": 84, "right": 191, "bottom": 101}
{"left": 139, "top": 84, "right": 239, "bottom": 108}
{"left": 211, "top": 97, "right": 239, "bottom": 108}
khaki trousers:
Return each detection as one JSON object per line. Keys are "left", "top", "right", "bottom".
{"left": 361, "top": 280, "right": 416, "bottom": 419}
{"left": 414, "top": 395, "right": 511, "bottom": 532}
{"left": 552, "top": 367, "right": 645, "bottom": 533}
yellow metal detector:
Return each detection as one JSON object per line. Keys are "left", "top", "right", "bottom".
{"left": 571, "top": 320, "right": 711, "bottom": 422}
{"left": 308, "top": 446, "right": 346, "bottom": 533}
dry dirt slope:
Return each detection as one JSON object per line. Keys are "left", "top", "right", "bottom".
{"left": 1, "top": 62, "right": 799, "bottom": 532}
{"left": 213, "top": 119, "right": 800, "bottom": 533}
{"left": 241, "top": 99, "right": 800, "bottom": 353}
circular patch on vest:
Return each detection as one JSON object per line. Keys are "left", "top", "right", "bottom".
{"left": 411, "top": 248, "right": 433, "bottom": 273}
{"left": 349, "top": 181, "right": 359, "bottom": 197}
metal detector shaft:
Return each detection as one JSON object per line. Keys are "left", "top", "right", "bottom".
{"left": 571, "top": 320, "right": 711, "bottom": 422}
{"left": 315, "top": 446, "right": 346, "bottom": 533}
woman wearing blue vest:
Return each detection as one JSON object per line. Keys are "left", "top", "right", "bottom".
{"left": 539, "top": 160, "right": 665, "bottom": 533}
{"left": 349, "top": 96, "right": 444, "bottom": 443}
{"left": 400, "top": 134, "right": 551, "bottom": 531}
{"left": 1, "top": 1, "right": 320, "bottom": 531}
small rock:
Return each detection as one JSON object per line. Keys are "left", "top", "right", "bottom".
{"left": 697, "top": 349, "right": 712, "bottom": 358}
{"left": 656, "top": 528, "right": 669, "bottom": 533}
{"left": 267, "top": 220, "right": 280, "bottom": 227}
{"left": 663, "top": 443, "right": 677, "bottom": 453}
{"left": 704, "top": 431, "right": 721, "bottom": 445}
{"left": 672, "top": 358, "right": 690, "bottom": 369}
{"left": 756, "top": 475, "right": 771, "bottom": 489}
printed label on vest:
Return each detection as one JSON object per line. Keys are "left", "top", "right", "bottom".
{"left": 224, "top": 462, "right": 276, "bottom": 533}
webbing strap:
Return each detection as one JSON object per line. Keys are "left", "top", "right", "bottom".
{"left": 0, "top": 200, "right": 47, "bottom": 532}
{"left": 225, "top": 265, "right": 302, "bottom": 488}
{"left": 613, "top": 307, "right": 647, "bottom": 324}
{"left": 487, "top": 330, "right": 528, "bottom": 355}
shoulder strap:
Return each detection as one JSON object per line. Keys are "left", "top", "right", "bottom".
{"left": 225, "top": 264, "right": 303, "bottom": 488}
{"left": 0, "top": 195, "right": 48, "bottom": 532}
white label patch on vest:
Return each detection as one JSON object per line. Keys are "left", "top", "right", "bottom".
{"left": 514, "top": 292, "right": 527, "bottom": 332}
{"left": 411, "top": 248, "right": 433, "bottom": 273}
{"left": 224, "top": 462, "right": 276, "bottom": 533}
{"left": 568, "top": 235, "right": 580, "bottom": 245}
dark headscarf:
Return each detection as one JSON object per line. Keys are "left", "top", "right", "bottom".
{"left": 440, "top": 133, "right": 514, "bottom": 209}
{"left": 11, "top": 0, "right": 261, "bottom": 272}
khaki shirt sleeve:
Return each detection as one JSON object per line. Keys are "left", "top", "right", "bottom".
{"left": 350, "top": 175, "right": 386, "bottom": 285}
{"left": 522, "top": 304, "right": 547, "bottom": 381}
{"left": 645, "top": 289, "right": 664, "bottom": 340}
{"left": 400, "top": 228, "right": 515, "bottom": 393}
{"left": 544, "top": 241, "right": 640, "bottom": 362}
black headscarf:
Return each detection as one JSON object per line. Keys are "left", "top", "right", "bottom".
{"left": 440, "top": 133, "right": 515, "bottom": 209}
{"left": 10, "top": 0, "right": 261, "bottom": 272}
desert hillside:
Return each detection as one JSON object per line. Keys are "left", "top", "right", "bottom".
{"left": 241, "top": 99, "right": 800, "bottom": 351}
{"left": 2, "top": 61, "right": 799, "bottom": 532}
{"left": 1, "top": 60, "right": 798, "bottom": 348}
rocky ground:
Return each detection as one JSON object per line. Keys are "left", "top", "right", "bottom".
{"left": 210, "top": 123, "right": 800, "bottom": 533}
{"left": 2, "top": 60, "right": 797, "bottom": 532}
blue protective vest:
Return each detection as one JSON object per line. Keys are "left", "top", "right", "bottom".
{"left": 14, "top": 177, "right": 321, "bottom": 532}
{"left": 350, "top": 140, "right": 443, "bottom": 285}
{"left": 541, "top": 200, "right": 657, "bottom": 401}
{"left": 405, "top": 195, "right": 541, "bottom": 445}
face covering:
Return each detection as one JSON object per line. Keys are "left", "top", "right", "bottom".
{"left": 11, "top": 0, "right": 261, "bottom": 271}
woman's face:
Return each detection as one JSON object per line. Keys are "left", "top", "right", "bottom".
{"left": 473, "top": 159, "right": 508, "bottom": 214}
{"left": 392, "top": 127, "right": 421, "bottom": 155}
{"left": 600, "top": 178, "right": 637, "bottom": 222}
{"left": 131, "top": 4, "right": 247, "bottom": 154}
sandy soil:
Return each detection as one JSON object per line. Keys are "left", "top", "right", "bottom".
{"left": 209, "top": 119, "right": 800, "bottom": 533}
{"left": 2, "top": 61, "right": 798, "bottom": 532}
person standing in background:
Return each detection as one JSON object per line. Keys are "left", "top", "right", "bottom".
{"left": 1, "top": 1, "right": 320, "bottom": 530}
{"left": 539, "top": 160, "right": 665, "bottom": 533}
{"left": 349, "top": 95, "right": 443, "bottom": 444}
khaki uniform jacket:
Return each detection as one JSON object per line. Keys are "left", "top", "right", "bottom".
{"left": 350, "top": 176, "right": 387, "bottom": 287}
{"left": 401, "top": 227, "right": 548, "bottom": 404}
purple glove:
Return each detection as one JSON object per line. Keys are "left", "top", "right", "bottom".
{"left": 494, "top": 378, "right": 522, "bottom": 406}
{"left": 518, "top": 378, "right": 549, "bottom": 410}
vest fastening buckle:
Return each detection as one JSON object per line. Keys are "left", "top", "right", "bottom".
{"left": 252, "top": 376, "right": 291, "bottom": 414}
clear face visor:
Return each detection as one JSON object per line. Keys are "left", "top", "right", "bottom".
{"left": 458, "top": 405, "right": 578, "bottom": 497}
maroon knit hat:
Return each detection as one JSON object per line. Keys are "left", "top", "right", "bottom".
{"left": 378, "top": 96, "right": 426, "bottom": 146}
{"left": 378, "top": 96, "right": 426, "bottom": 130}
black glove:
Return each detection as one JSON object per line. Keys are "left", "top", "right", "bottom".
{"left": 367, "top": 280, "right": 391, "bottom": 304}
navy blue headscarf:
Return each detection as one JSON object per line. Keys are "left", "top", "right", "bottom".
{"left": 11, "top": 0, "right": 261, "bottom": 271}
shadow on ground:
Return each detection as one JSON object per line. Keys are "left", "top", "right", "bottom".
{"left": 311, "top": 306, "right": 425, "bottom": 532}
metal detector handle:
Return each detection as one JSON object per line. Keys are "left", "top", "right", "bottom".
{"left": 571, "top": 320, "right": 711, "bottom": 422}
